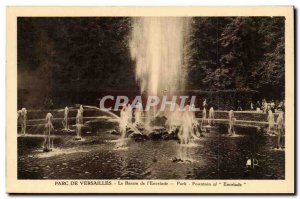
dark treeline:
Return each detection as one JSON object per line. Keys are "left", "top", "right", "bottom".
{"left": 188, "top": 17, "right": 285, "bottom": 97}
{"left": 17, "top": 17, "right": 285, "bottom": 108}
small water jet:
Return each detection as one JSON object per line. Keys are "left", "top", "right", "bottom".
{"left": 178, "top": 145, "right": 193, "bottom": 163}
{"left": 178, "top": 105, "right": 197, "bottom": 145}
{"left": 18, "top": 108, "right": 27, "bottom": 135}
{"left": 200, "top": 107, "right": 208, "bottom": 130}
{"left": 63, "top": 106, "right": 69, "bottom": 131}
{"left": 165, "top": 103, "right": 182, "bottom": 134}
{"left": 267, "top": 110, "right": 275, "bottom": 134}
{"left": 127, "top": 104, "right": 133, "bottom": 124}
{"left": 208, "top": 107, "right": 215, "bottom": 126}
{"left": 84, "top": 105, "right": 142, "bottom": 135}
{"left": 189, "top": 104, "right": 201, "bottom": 138}
{"left": 75, "top": 106, "right": 84, "bottom": 140}
{"left": 276, "top": 112, "right": 284, "bottom": 149}
{"left": 228, "top": 110, "right": 236, "bottom": 136}
{"left": 43, "top": 113, "right": 54, "bottom": 152}
{"left": 119, "top": 104, "right": 129, "bottom": 139}
{"left": 115, "top": 104, "right": 139, "bottom": 149}
{"left": 134, "top": 102, "right": 143, "bottom": 128}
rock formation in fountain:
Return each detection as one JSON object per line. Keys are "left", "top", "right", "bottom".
{"left": 43, "top": 113, "right": 54, "bottom": 152}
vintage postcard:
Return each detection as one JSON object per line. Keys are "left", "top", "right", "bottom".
{"left": 6, "top": 6, "right": 294, "bottom": 194}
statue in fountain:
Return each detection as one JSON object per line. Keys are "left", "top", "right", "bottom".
{"left": 75, "top": 108, "right": 83, "bottom": 140}
{"left": 43, "top": 113, "right": 54, "bottom": 152}
{"left": 276, "top": 112, "right": 284, "bottom": 149}
{"left": 18, "top": 108, "right": 27, "bottom": 135}
{"left": 267, "top": 109, "right": 275, "bottom": 134}
{"left": 208, "top": 107, "right": 215, "bottom": 126}
{"left": 63, "top": 106, "right": 69, "bottom": 130}
{"left": 228, "top": 110, "right": 236, "bottom": 136}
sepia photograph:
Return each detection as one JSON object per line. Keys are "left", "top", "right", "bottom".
{"left": 6, "top": 6, "right": 294, "bottom": 194}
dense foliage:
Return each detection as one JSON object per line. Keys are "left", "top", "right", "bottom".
{"left": 188, "top": 17, "right": 285, "bottom": 99}
{"left": 17, "top": 17, "right": 285, "bottom": 108}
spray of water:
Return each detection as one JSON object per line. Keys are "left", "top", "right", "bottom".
{"left": 130, "top": 17, "right": 190, "bottom": 133}
{"left": 130, "top": 17, "right": 189, "bottom": 96}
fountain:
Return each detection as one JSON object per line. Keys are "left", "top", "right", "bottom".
{"left": 200, "top": 107, "right": 208, "bottom": 130}
{"left": 43, "top": 113, "right": 54, "bottom": 152}
{"left": 165, "top": 103, "right": 182, "bottom": 134}
{"left": 18, "top": 108, "right": 27, "bottom": 135}
{"left": 63, "top": 106, "right": 69, "bottom": 131}
{"left": 228, "top": 110, "right": 236, "bottom": 136}
{"left": 177, "top": 105, "right": 201, "bottom": 145}
{"left": 127, "top": 104, "right": 133, "bottom": 123}
{"left": 276, "top": 112, "right": 284, "bottom": 149}
{"left": 134, "top": 102, "right": 142, "bottom": 127}
{"left": 175, "top": 145, "right": 193, "bottom": 163}
{"left": 208, "top": 107, "right": 215, "bottom": 126}
{"left": 130, "top": 17, "right": 189, "bottom": 126}
{"left": 178, "top": 106, "right": 193, "bottom": 145}
{"left": 119, "top": 104, "right": 129, "bottom": 139}
{"left": 130, "top": 17, "right": 191, "bottom": 142}
{"left": 84, "top": 105, "right": 142, "bottom": 135}
{"left": 267, "top": 110, "right": 275, "bottom": 134}
{"left": 75, "top": 107, "right": 83, "bottom": 140}
{"left": 80, "top": 105, "right": 84, "bottom": 115}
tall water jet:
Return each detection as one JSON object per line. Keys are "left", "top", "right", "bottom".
{"left": 130, "top": 17, "right": 190, "bottom": 128}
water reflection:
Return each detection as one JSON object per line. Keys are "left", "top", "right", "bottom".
{"left": 18, "top": 127, "right": 285, "bottom": 180}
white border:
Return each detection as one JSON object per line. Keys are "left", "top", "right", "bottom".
{"left": 1, "top": 1, "right": 299, "bottom": 198}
